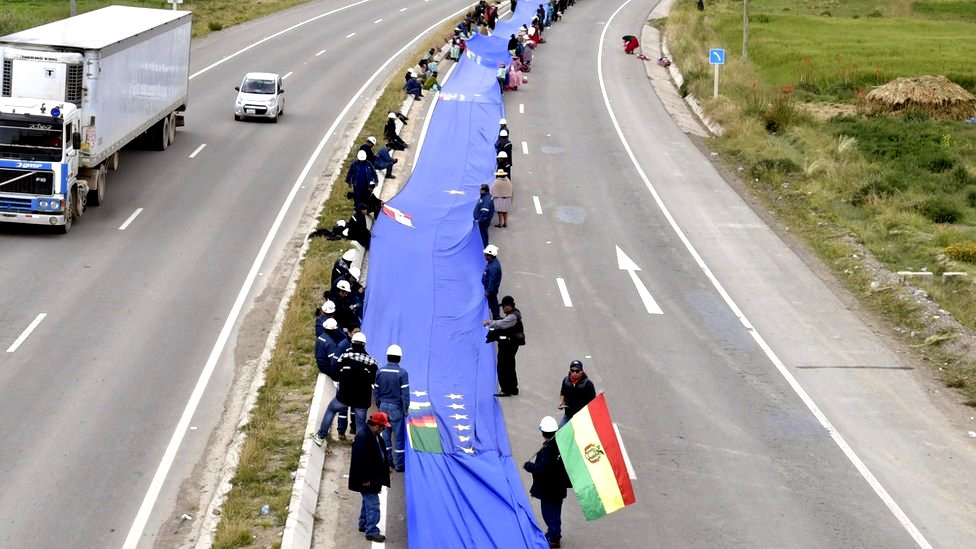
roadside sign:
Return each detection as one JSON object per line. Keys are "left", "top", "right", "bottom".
{"left": 709, "top": 48, "right": 725, "bottom": 65}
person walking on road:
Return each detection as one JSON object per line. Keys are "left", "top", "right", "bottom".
{"left": 484, "top": 295, "right": 524, "bottom": 396}
{"left": 313, "top": 331, "right": 378, "bottom": 444}
{"left": 473, "top": 183, "right": 495, "bottom": 246}
{"left": 374, "top": 344, "right": 410, "bottom": 472}
{"left": 491, "top": 169, "right": 513, "bottom": 228}
{"left": 349, "top": 411, "right": 392, "bottom": 543}
{"left": 482, "top": 244, "right": 502, "bottom": 320}
{"left": 558, "top": 360, "right": 595, "bottom": 426}
{"left": 523, "top": 416, "right": 571, "bottom": 548}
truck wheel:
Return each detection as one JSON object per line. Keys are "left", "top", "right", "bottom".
{"left": 58, "top": 187, "right": 78, "bottom": 234}
{"left": 87, "top": 167, "right": 107, "bottom": 207}
{"left": 107, "top": 152, "right": 120, "bottom": 172}
{"left": 167, "top": 113, "right": 177, "bottom": 146}
{"left": 149, "top": 116, "right": 169, "bottom": 151}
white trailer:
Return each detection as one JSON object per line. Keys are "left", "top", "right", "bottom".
{"left": 0, "top": 6, "right": 191, "bottom": 232}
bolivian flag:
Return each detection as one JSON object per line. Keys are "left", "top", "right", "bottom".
{"left": 407, "top": 414, "right": 443, "bottom": 454}
{"left": 555, "top": 393, "right": 636, "bottom": 520}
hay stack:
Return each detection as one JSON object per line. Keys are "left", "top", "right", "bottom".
{"left": 865, "top": 75, "right": 976, "bottom": 120}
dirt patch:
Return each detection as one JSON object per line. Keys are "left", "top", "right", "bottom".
{"left": 796, "top": 102, "right": 857, "bottom": 121}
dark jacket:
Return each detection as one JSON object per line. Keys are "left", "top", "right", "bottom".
{"left": 560, "top": 373, "right": 596, "bottom": 418}
{"left": 331, "top": 257, "right": 351, "bottom": 293}
{"left": 349, "top": 428, "right": 390, "bottom": 494}
{"left": 314, "top": 312, "right": 334, "bottom": 338}
{"left": 487, "top": 307, "right": 522, "bottom": 347}
{"left": 473, "top": 192, "right": 495, "bottom": 225}
{"left": 482, "top": 257, "right": 502, "bottom": 295}
{"left": 374, "top": 362, "right": 410, "bottom": 415}
{"left": 315, "top": 330, "right": 350, "bottom": 378}
{"left": 496, "top": 156, "right": 512, "bottom": 178}
{"left": 384, "top": 118, "right": 400, "bottom": 141}
{"left": 374, "top": 146, "right": 395, "bottom": 170}
{"left": 346, "top": 211, "right": 371, "bottom": 250}
{"left": 335, "top": 347, "right": 378, "bottom": 409}
{"left": 524, "top": 439, "right": 571, "bottom": 502}
{"left": 494, "top": 136, "right": 513, "bottom": 157}
{"left": 345, "top": 159, "right": 378, "bottom": 189}
{"left": 359, "top": 142, "right": 376, "bottom": 164}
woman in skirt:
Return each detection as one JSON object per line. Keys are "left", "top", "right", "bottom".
{"left": 491, "top": 169, "right": 513, "bottom": 228}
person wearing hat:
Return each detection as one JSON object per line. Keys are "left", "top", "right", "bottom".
{"left": 481, "top": 244, "right": 502, "bottom": 320}
{"left": 523, "top": 416, "right": 571, "bottom": 548}
{"left": 496, "top": 150, "right": 512, "bottom": 179}
{"left": 374, "top": 344, "right": 410, "bottom": 471}
{"left": 373, "top": 140, "right": 398, "bottom": 178}
{"left": 315, "top": 299, "right": 337, "bottom": 337}
{"left": 491, "top": 169, "right": 513, "bottom": 228}
{"left": 359, "top": 136, "right": 377, "bottom": 164}
{"left": 495, "top": 128, "right": 513, "bottom": 158}
{"left": 346, "top": 149, "right": 378, "bottom": 207}
{"left": 330, "top": 248, "right": 357, "bottom": 294}
{"left": 349, "top": 411, "right": 392, "bottom": 542}
{"left": 313, "top": 331, "right": 378, "bottom": 444}
{"left": 326, "top": 279, "right": 361, "bottom": 333}
{"left": 404, "top": 69, "right": 423, "bottom": 99}
{"left": 484, "top": 294, "right": 523, "bottom": 396}
{"left": 558, "top": 360, "right": 596, "bottom": 426}
{"left": 315, "top": 318, "right": 349, "bottom": 378}
{"left": 496, "top": 61, "right": 508, "bottom": 94}
{"left": 385, "top": 112, "right": 408, "bottom": 151}
{"left": 473, "top": 184, "right": 495, "bottom": 247}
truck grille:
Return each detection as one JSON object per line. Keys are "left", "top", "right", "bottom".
{"left": 0, "top": 168, "right": 54, "bottom": 195}
{"left": 0, "top": 196, "right": 32, "bottom": 212}
{"left": 1, "top": 59, "right": 11, "bottom": 97}
{"left": 66, "top": 64, "right": 83, "bottom": 104}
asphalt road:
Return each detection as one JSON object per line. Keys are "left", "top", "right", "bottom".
{"left": 0, "top": 1, "right": 476, "bottom": 547}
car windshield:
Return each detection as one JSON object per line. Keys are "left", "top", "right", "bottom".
{"left": 241, "top": 78, "right": 275, "bottom": 94}
{"left": 0, "top": 119, "right": 63, "bottom": 162}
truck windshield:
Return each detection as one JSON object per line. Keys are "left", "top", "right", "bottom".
{"left": 241, "top": 79, "right": 275, "bottom": 94}
{"left": 0, "top": 119, "right": 63, "bottom": 162}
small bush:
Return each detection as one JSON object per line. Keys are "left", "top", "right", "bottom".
{"left": 851, "top": 172, "right": 908, "bottom": 205}
{"left": 763, "top": 85, "right": 800, "bottom": 133}
{"left": 925, "top": 155, "right": 955, "bottom": 174}
{"left": 918, "top": 196, "right": 963, "bottom": 223}
{"left": 208, "top": 20, "right": 224, "bottom": 32}
{"left": 967, "top": 187, "right": 976, "bottom": 208}
{"left": 946, "top": 243, "right": 976, "bottom": 263}
{"left": 949, "top": 166, "right": 976, "bottom": 189}
{"left": 751, "top": 157, "right": 801, "bottom": 178}
{"left": 867, "top": 9, "right": 884, "bottom": 18}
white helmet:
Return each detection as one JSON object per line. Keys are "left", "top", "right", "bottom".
{"left": 351, "top": 331, "right": 367, "bottom": 344}
{"left": 499, "top": 118, "right": 507, "bottom": 125}
{"left": 539, "top": 416, "right": 559, "bottom": 433}
{"left": 483, "top": 244, "right": 499, "bottom": 257}
{"left": 322, "top": 318, "right": 338, "bottom": 330}
{"left": 388, "top": 112, "right": 397, "bottom": 119}
{"left": 337, "top": 280, "right": 352, "bottom": 292}
{"left": 367, "top": 136, "right": 377, "bottom": 145}
{"left": 386, "top": 344, "right": 403, "bottom": 357}
{"left": 349, "top": 266, "right": 361, "bottom": 280}
{"left": 357, "top": 150, "right": 367, "bottom": 161}
{"left": 499, "top": 129, "right": 509, "bottom": 137}
{"left": 497, "top": 151, "right": 508, "bottom": 158}
{"left": 342, "top": 249, "right": 358, "bottom": 262}
{"left": 321, "top": 300, "right": 336, "bottom": 314}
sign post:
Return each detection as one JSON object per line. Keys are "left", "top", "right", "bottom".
{"left": 708, "top": 48, "right": 725, "bottom": 98}
{"left": 167, "top": 0, "right": 183, "bottom": 10}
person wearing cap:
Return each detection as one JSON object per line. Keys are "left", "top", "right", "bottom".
{"left": 491, "top": 169, "right": 513, "bottom": 228}
{"left": 313, "top": 331, "right": 378, "bottom": 444}
{"left": 315, "top": 299, "right": 337, "bottom": 337}
{"left": 473, "top": 184, "right": 495, "bottom": 247}
{"left": 404, "top": 70, "right": 423, "bottom": 100}
{"left": 484, "top": 295, "right": 523, "bottom": 396}
{"left": 373, "top": 141, "right": 398, "bottom": 178}
{"left": 315, "top": 318, "right": 350, "bottom": 378}
{"left": 346, "top": 149, "right": 378, "bottom": 207}
{"left": 326, "top": 279, "right": 361, "bottom": 333}
{"left": 385, "top": 113, "right": 408, "bottom": 151}
{"left": 374, "top": 344, "right": 410, "bottom": 472}
{"left": 496, "top": 150, "right": 512, "bottom": 179}
{"left": 558, "top": 360, "right": 596, "bottom": 426}
{"left": 523, "top": 416, "right": 571, "bottom": 548}
{"left": 349, "top": 411, "right": 392, "bottom": 542}
{"left": 481, "top": 244, "right": 502, "bottom": 319}
{"left": 359, "top": 136, "right": 377, "bottom": 164}
{"left": 331, "top": 249, "right": 357, "bottom": 294}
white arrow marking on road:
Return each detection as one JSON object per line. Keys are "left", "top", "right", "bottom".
{"left": 616, "top": 245, "right": 663, "bottom": 315}
{"left": 6, "top": 313, "right": 46, "bottom": 353}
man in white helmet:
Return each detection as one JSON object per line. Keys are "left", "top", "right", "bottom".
{"left": 359, "top": 135, "right": 377, "bottom": 164}
{"left": 313, "top": 331, "right": 378, "bottom": 444}
{"left": 327, "top": 279, "right": 361, "bottom": 333}
{"left": 385, "top": 113, "right": 408, "bottom": 150}
{"left": 331, "top": 249, "right": 357, "bottom": 294}
{"left": 346, "top": 149, "right": 378, "bottom": 208}
{"left": 496, "top": 150, "right": 512, "bottom": 178}
{"left": 482, "top": 244, "right": 502, "bottom": 319}
{"left": 315, "top": 299, "right": 337, "bottom": 338}
{"left": 315, "top": 318, "right": 349, "bottom": 378}
{"left": 373, "top": 344, "right": 410, "bottom": 471}
{"left": 523, "top": 416, "right": 571, "bottom": 548}
{"left": 495, "top": 128, "right": 513, "bottom": 158}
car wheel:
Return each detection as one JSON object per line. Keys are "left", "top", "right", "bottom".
{"left": 235, "top": 114, "right": 242, "bottom": 121}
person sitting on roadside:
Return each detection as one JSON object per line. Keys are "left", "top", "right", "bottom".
{"left": 622, "top": 35, "right": 640, "bottom": 55}
{"left": 423, "top": 71, "right": 441, "bottom": 91}
{"left": 404, "top": 71, "right": 423, "bottom": 99}
{"left": 385, "top": 113, "right": 408, "bottom": 151}
{"left": 374, "top": 142, "right": 398, "bottom": 178}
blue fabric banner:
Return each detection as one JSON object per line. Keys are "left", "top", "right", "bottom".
{"left": 360, "top": 23, "right": 548, "bottom": 549}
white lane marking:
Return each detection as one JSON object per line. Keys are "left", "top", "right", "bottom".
{"left": 533, "top": 195, "right": 542, "bottom": 215}
{"left": 519, "top": 103, "right": 524, "bottom": 114}
{"left": 400, "top": 7, "right": 408, "bottom": 11}
{"left": 283, "top": 71, "right": 293, "bottom": 80}
{"left": 615, "top": 245, "right": 663, "bottom": 315}
{"left": 374, "top": 486, "right": 388, "bottom": 547}
{"left": 521, "top": 141, "right": 528, "bottom": 155}
{"left": 6, "top": 313, "right": 46, "bottom": 353}
{"left": 118, "top": 208, "right": 144, "bottom": 231}
{"left": 316, "top": 49, "right": 327, "bottom": 56}
{"left": 122, "top": 5, "right": 480, "bottom": 547}
{"left": 555, "top": 278, "right": 573, "bottom": 308}
{"left": 188, "top": 0, "right": 370, "bottom": 80}
{"left": 346, "top": 32, "right": 357, "bottom": 38}
{"left": 598, "top": 2, "right": 932, "bottom": 547}
{"left": 188, "top": 143, "right": 207, "bottom": 158}
{"left": 613, "top": 423, "right": 637, "bottom": 480}
{"left": 374, "top": 18, "right": 383, "bottom": 23}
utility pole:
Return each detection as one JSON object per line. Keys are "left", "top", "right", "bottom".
{"left": 742, "top": 0, "right": 749, "bottom": 62}
{"left": 70, "top": 0, "right": 77, "bottom": 16}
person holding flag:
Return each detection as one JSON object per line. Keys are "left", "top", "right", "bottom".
{"left": 523, "top": 416, "right": 571, "bottom": 548}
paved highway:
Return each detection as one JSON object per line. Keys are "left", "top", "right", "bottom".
{"left": 0, "top": 1, "right": 475, "bottom": 547}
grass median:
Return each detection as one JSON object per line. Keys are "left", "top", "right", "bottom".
{"left": 663, "top": 0, "right": 976, "bottom": 402}
{"left": 211, "top": 24, "right": 459, "bottom": 549}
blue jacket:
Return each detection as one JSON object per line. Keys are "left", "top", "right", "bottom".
{"left": 473, "top": 192, "right": 495, "bottom": 225}
{"left": 345, "top": 159, "right": 377, "bottom": 189}
{"left": 315, "top": 330, "right": 350, "bottom": 377}
{"left": 374, "top": 146, "right": 395, "bottom": 170}
{"left": 373, "top": 361, "right": 410, "bottom": 414}
{"left": 314, "top": 313, "right": 334, "bottom": 338}
{"left": 482, "top": 257, "right": 502, "bottom": 294}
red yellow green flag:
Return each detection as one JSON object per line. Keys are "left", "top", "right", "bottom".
{"left": 555, "top": 393, "right": 636, "bottom": 521}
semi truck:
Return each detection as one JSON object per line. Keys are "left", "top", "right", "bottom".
{"left": 0, "top": 6, "right": 191, "bottom": 233}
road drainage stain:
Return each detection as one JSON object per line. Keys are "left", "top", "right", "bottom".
{"left": 540, "top": 145, "right": 563, "bottom": 154}
{"left": 555, "top": 206, "right": 586, "bottom": 224}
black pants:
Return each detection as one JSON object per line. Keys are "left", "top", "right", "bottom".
{"left": 497, "top": 342, "right": 519, "bottom": 394}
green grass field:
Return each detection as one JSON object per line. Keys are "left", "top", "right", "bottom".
{"left": 664, "top": 0, "right": 976, "bottom": 402}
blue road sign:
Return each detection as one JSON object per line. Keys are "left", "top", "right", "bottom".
{"left": 709, "top": 48, "right": 726, "bottom": 65}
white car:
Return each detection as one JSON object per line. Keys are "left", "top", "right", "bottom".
{"left": 234, "top": 72, "right": 285, "bottom": 122}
